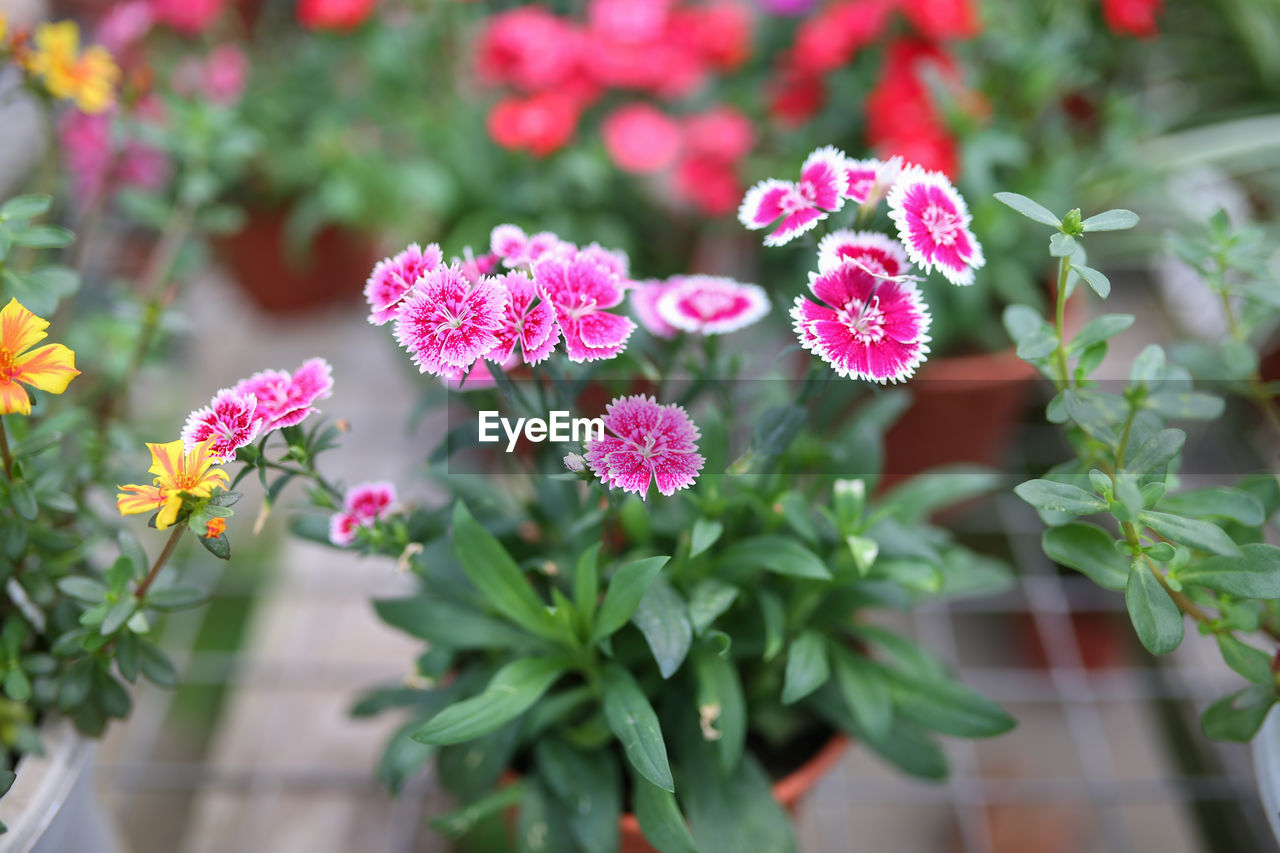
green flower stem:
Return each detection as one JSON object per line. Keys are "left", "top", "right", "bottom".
{"left": 134, "top": 523, "right": 186, "bottom": 601}
{"left": 0, "top": 418, "right": 12, "bottom": 480}
{"left": 1051, "top": 255, "right": 1072, "bottom": 390}
{"left": 260, "top": 459, "right": 343, "bottom": 501}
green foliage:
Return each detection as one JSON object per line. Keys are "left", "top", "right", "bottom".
{"left": 1006, "top": 194, "right": 1280, "bottom": 743}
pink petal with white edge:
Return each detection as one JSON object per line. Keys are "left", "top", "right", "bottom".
{"left": 364, "top": 243, "right": 444, "bottom": 325}
{"left": 490, "top": 224, "right": 528, "bottom": 263}
{"left": 329, "top": 512, "right": 360, "bottom": 546}
{"left": 737, "top": 178, "right": 800, "bottom": 230}
{"left": 630, "top": 280, "right": 679, "bottom": 339}
{"left": 799, "top": 145, "right": 850, "bottom": 212}
{"left": 817, "top": 229, "right": 911, "bottom": 277}
{"left": 394, "top": 266, "right": 509, "bottom": 376}
{"left": 842, "top": 158, "right": 880, "bottom": 203}
{"left": 765, "top": 206, "right": 824, "bottom": 247}
{"left": 344, "top": 481, "right": 397, "bottom": 522}
{"left": 585, "top": 394, "right": 702, "bottom": 499}
{"left": 181, "top": 388, "right": 264, "bottom": 462}
{"left": 886, "top": 165, "right": 984, "bottom": 286}
{"left": 654, "top": 275, "right": 770, "bottom": 335}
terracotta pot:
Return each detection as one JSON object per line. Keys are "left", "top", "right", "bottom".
{"left": 504, "top": 734, "right": 850, "bottom": 853}
{"left": 880, "top": 345, "right": 1038, "bottom": 486}
{"left": 880, "top": 289, "right": 1086, "bottom": 487}
{"left": 212, "top": 207, "right": 379, "bottom": 317}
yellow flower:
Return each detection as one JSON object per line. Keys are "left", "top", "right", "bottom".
{"left": 117, "top": 439, "right": 230, "bottom": 530}
{"left": 24, "top": 21, "right": 119, "bottom": 113}
{"left": 205, "top": 517, "right": 226, "bottom": 538}
{"left": 0, "top": 13, "right": 9, "bottom": 46}
{"left": 0, "top": 298, "right": 80, "bottom": 416}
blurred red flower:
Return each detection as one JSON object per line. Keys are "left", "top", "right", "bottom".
{"left": 1100, "top": 0, "right": 1161, "bottom": 36}
{"left": 488, "top": 91, "right": 582, "bottom": 157}
{"left": 602, "top": 104, "right": 683, "bottom": 174}
{"left": 297, "top": 0, "right": 377, "bottom": 31}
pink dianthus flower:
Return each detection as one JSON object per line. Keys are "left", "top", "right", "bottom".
{"left": 533, "top": 251, "right": 636, "bottom": 362}
{"left": 585, "top": 394, "right": 704, "bottom": 499}
{"left": 329, "top": 481, "right": 397, "bottom": 546}
{"left": 181, "top": 388, "right": 264, "bottom": 462}
{"left": 886, "top": 165, "right": 984, "bottom": 286}
{"left": 394, "top": 266, "right": 510, "bottom": 376}
{"left": 233, "top": 357, "right": 335, "bottom": 432}
{"left": 738, "top": 145, "right": 848, "bottom": 246}
{"left": 364, "top": 243, "right": 444, "bottom": 325}
{"left": 654, "top": 275, "right": 770, "bottom": 336}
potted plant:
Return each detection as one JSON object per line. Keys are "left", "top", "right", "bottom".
{"left": 285, "top": 147, "right": 1019, "bottom": 851}
{"left": 0, "top": 16, "right": 345, "bottom": 844}
{"left": 996, "top": 192, "right": 1280, "bottom": 754}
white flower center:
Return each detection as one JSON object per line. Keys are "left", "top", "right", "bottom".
{"left": 922, "top": 204, "right": 961, "bottom": 246}
{"left": 844, "top": 297, "right": 886, "bottom": 344}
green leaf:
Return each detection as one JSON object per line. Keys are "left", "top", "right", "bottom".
{"left": 1176, "top": 544, "right": 1280, "bottom": 598}
{"left": 1063, "top": 390, "right": 1124, "bottom": 446}
{"left": 759, "top": 591, "right": 785, "bottom": 662}
{"left": 137, "top": 642, "right": 176, "bottom": 687}
{"left": 1075, "top": 265, "right": 1111, "bottom": 298}
{"left": 144, "top": 586, "right": 207, "bottom": 611}
{"left": 686, "top": 579, "right": 738, "bottom": 635}
{"left": 9, "top": 480, "right": 37, "bottom": 521}
{"left": 830, "top": 646, "right": 892, "bottom": 740}
{"left": 452, "top": 502, "right": 555, "bottom": 639}
{"left": 993, "top": 192, "right": 1061, "bottom": 227}
{"left": 631, "top": 576, "right": 692, "bottom": 679}
{"left": 1158, "top": 487, "right": 1265, "bottom": 527}
{"left": 4, "top": 669, "right": 30, "bottom": 702}
{"left": 592, "top": 556, "right": 670, "bottom": 643}
{"left": 689, "top": 518, "right": 723, "bottom": 558}
{"left": 1125, "top": 564, "right": 1183, "bottom": 654}
{"left": 429, "top": 784, "right": 524, "bottom": 839}
{"left": 1139, "top": 511, "right": 1241, "bottom": 556}
{"left": 573, "top": 543, "right": 600, "bottom": 620}
{"left": 719, "top": 536, "right": 830, "bottom": 580}
{"left": 675, "top": 725, "right": 796, "bottom": 853}
{"left": 1146, "top": 391, "right": 1224, "bottom": 420}
{"left": 535, "top": 739, "right": 620, "bottom": 853}
{"left": 1049, "top": 232, "right": 1076, "bottom": 257}
{"left": 1016, "top": 326, "right": 1057, "bottom": 360}
{"left": 879, "top": 464, "right": 1001, "bottom": 525}
{"left": 1124, "top": 429, "right": 1184, "bottom": 475}
{"left": 1003, "top": 303, "right": 1045, "bottom": 343}
{"left": 890, "top": 673, "right": 1015, "bottom": 737}
{"left": 12, "top": 225, "right": 73, "bottom": 248}
{"left": 373, "top": 595, "right": 537, "bottom": 650}
{"left": 1216, "top": 634, "right": 1273, "bottom": 686}
{"left": 0, "top": 195, "right": 51, "bottom": 221}
{"left": 1069, "top": 314, "right": 1133, "bottom": 353}
{"left": 782, "top": 630, "right": 830, "bottom": 705}
{"left": 101, "top": 600, "right": 138, "bottom": 635}
{"left": 1201, "top": 685, "right": 1276, "bottom": 741}
{"left": 515, "top": 779, "right": 574, "bottom": 853}
{"left": 693, "top": 645, "right": 746, "bottom": 773}
{"left": 601, "top": 664, "right": 673, "bottom": 792}
{"left": 631, "top": 769, "right": 699, "bottom": 853}
{"left": 1042, "top": 523, "right": 1130, "bottom": 590}
{"left": 1081, "top": 209, "right": 1139, "bottom": 232}
{"left": 1014, "top": 479, "right": 1106, "bottom": 516}
{"left": 57, "top": 576, "right": 108, "bottom": 603}
{"left": 412, "top": 657, "right": 566, "bottom": 745}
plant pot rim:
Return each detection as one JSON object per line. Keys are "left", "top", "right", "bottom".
{"left": 617, "top": 732, "right": 851, "bottom": 835}
{"left": 0, "top": 718, "right": 93, "bottom": 852}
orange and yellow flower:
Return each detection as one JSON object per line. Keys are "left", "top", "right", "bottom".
{"left": 1, "top": 13, "right": 9, "bottom": 46}
{"left": 0, "top": 298, "right": 80, "bottom": 416}
{"left": 117, "top": 439, "right": 230, "bottom": 530}
{"left": 23, "top": 21, "right": 118, "bottom": 113}
{"left": 204, "top": 517, "right": 226, "bottom": 538}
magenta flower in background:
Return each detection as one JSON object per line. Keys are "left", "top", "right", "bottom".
{"left": 602, "top": 103, "right": 683, "bottom": 174}
{"left": 455, "top": 247, "right": 501, "bottom": 284}
{"left": 486, "top": 272, "right": 560, "bottom": 365}
{"left": 329, "top": 481, "right": 397, "bottom": 546}
{"left": 738, "top": 146, "right": 848, "bottom": 246}
{"left": 791, "top": 264, "right": 931, "bottom": 383}
{"left": 60, "top": 105, "right": 169, "bottom": 205}
{"left": 887, "top": 165, "right": 984, "bottom": 286}
{"left": 204, "top": 44, "right": 249, "bottom": 106}
{"left": 181, "top": 389, "right": 264, "bottom": 462}
{"left": 490, "top": 225, "right": 574, "bottom": 270}
{"left": 394, "top": 266, "right": 509, "bottom": 376}
{"left": 630, "top": 279, "right": 679, "bottom": 339}
{"left": 655, "top": 275, "right": 770, "bottom": 335}
{"left": 150, "top": 0, "right": 226, "bottom": 35}
{"left": 585, "top": 394, "right": 704, "bottom": 499}
{"left": 233, "top": 357, "right": 335, "bottom": 432}
{"left": 817, "top": 230, "right": 910, "bottom": 277}
{"left": 683, "top": 106, "right": 753, "bottom": 163}
{"left": 96, "top": 1, "right": 154, "bottom": 54}
{"left": 364, "top": 243, "right": 443, "bottom": 325}
{"left": 534, "top": 251, "right": 636, "bottom": 362}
